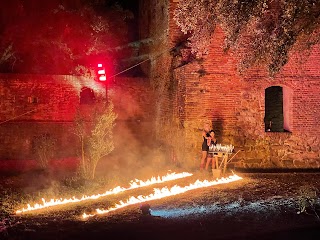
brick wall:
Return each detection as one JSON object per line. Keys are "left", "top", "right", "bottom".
{"left": 0, "top": 74, "right": 154, "bottom": 163}
{"left": 140, "top": 0, "right": 320, "bottom": 169}
{"left": 0, "top": 74, "right": 103, "bottom": 122}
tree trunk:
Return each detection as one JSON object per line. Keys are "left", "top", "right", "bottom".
{"left": 81, "top": 136, "right": 85, "bottom": 175}
{"left": 90, "top": 160, "right": 98, "bottom": 180}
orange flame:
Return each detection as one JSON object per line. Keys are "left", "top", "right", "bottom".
{"left": 82, "top": 174, "right": 242, "bottom": 219}
{"left": 15, "top": 171, "right": 192, "bottom": 214}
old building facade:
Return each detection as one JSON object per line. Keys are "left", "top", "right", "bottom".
{"left": 139, "top": 0, "right": 320, "bottom": 169}
{"left": 0, "top": 73, "right": 153, "bottom": 171}
{"left": 1, "top": 1, "right": 319, "bottom": 171}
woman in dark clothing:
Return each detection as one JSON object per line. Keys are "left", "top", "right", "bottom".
{"left": 205, "top": 131, "right": 218, "bottom": 170}
{"left": 200, "top": 123, "right": 213, "bottom": 170}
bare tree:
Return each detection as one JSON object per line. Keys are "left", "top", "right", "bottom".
{"left": 73, "top": 101, "right": 117, "bottom": 180}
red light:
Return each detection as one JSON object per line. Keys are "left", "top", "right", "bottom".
{"left": 96, "top": 63, "right": 107, "bottom": 82}
{"left": 99, "top": 76, "right": 107, "bottom": 81}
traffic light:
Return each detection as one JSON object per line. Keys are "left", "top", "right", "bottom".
{"left": 97, "top": 63, "right": 107, "bottom": 81}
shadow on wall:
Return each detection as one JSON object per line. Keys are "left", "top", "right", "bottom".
{"left": 212, "top": 116, "right": 224, "bottom": 142}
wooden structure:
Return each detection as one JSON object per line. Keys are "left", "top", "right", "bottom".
{"left": 208, "top": 149, "right": 241, "bottom": 178}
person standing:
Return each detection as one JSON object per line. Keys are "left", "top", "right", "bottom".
{"left": 200, "top": 123, "right": 213, "bottom": 170}
{"left": 205, "top": 131, "right": 218, "bottom": 170}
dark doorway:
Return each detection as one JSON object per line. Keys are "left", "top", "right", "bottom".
{"left": 265, "top": 86, "right": 284, "bottom": 132}
{"left": 80, "top": 87, "right": 95, "bottom": 105}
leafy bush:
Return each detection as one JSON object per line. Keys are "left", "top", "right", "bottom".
{"left": 174, "top": 0, "right": 320, "bottom": 76}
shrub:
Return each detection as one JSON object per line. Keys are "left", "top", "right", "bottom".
{"left": 73, "top": 101, "right": 117, "bottom": 180}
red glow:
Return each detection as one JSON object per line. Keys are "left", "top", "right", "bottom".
{"left": 99, "top": 76, "right": 107, "bottom": 81}
{"left": 97, "top": 63, "right": 107, "bottom": 82}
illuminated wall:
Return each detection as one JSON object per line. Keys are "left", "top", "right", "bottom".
{"left": 140, "top": 0, "right": 320, "bottom": 169}
{"left": 0, "top": 74, "right": 153, "bottom": 162}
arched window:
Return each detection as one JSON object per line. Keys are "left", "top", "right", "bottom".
{"left": 80, "top": 87, "right": 95, "bottom": 105}
{"left": 264, "top": 86, "right": 292, "bottom": 132}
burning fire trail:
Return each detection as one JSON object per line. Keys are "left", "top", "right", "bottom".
{"left": 15, "top": 171, "right": 192, "bottom": 214}
{"left": 82, "top": 174, "right": 242, "bottom": 219}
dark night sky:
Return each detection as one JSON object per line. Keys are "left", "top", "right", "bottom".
{"left": 0, "top": 0, "right": 140, "bottom": 74}
{"left": 119, "top": 0, "right": 139, "bottom": 41}
{"left": 115, "top": 0, "right": 138, "bottom": 12}
{"left": 111, "top": 0, "right": 139, "bottom": 40}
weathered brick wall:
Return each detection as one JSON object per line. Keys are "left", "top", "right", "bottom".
{"left": 0, "top": 74, "right": 153, "bottom": 162}
{"left": 138, "top": 0, "right": 176, "bottom": 131}
{"left": 0, "top": 74, "right": 102, "bottom": 122}
{"left": 173, "top": 19, "right": 320, "bottom": 169}
{"left": 141, "top": 0, "right": 320, "bottom": 169}
{"left": 0, "top": 122, "right": 77, "bottom": 160}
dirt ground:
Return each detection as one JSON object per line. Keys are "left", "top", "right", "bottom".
{"left": 1, "top": 170, "right": 320, "bottom": 240}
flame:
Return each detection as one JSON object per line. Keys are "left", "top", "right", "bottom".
{"left": 15, "top": 171, "right": 192, "bottom": 214}
{"left": 82, "top": 174, "right": 242, "bottom": 219}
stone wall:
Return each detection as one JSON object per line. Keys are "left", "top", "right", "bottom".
{"left": 173, "top": 14, "right": 320, "bottom": 169}
{"left": 138, "top": 0, "right": 176, "bottom": 128}
{"left": 140, "top": 0, "right": 320, "bottom": 169}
